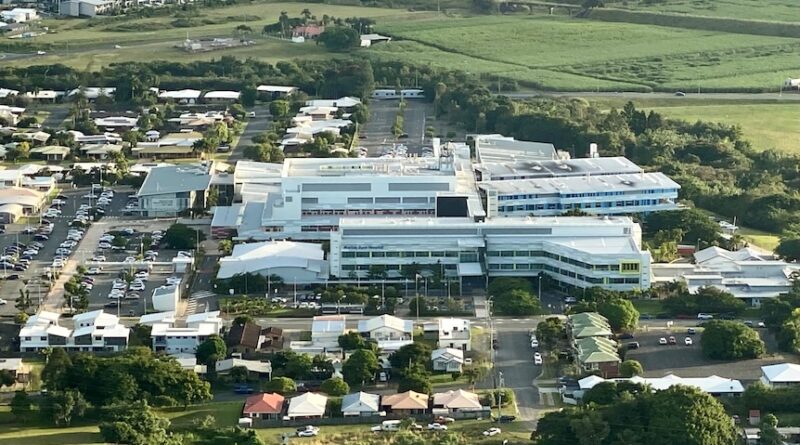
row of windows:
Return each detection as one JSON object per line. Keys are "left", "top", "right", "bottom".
{"left": 497, "top": 188, "right": 677, "bottom": 201}
{"left": 487, "top": 250, "right": 621, "bottom": 272}
{"left": 341, "top": 250, "right": 471, "bottom": 259}
{"left": 301, "top": 209, "right": 435, "bottom": 217}
{"left": 498, "top": 199, "right": 669, "bottom": 213}
{"left": 486, "top": 263, "right": 639, "bottom": 284}
{"left": 342, "top": 264, "right": 458, "bottom": 272}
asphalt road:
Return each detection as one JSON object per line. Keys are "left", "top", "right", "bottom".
{"left": 506, "top": 91, "right": 800, "bottom": 101}
{"left": 229, "top": 104, "right": 272, "bottom": 162}
{"left": 359, "top": 99, "right": 432, "bottom": 153}
{"left": 41, "top": 105, "right": 71, "bottom": 129}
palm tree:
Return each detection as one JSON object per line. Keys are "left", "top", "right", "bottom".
{"left": 278, "top": 11, "right": 290, "bottom": 38}
{"left": 301, "top": 8, "right": 312, "bottom": 23}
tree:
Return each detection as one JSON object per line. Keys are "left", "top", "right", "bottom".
{"left": 284, "top": 352, "right": 313, "bottom": 380}
{"left": 317, "top": 26, "right": 360, "bottom": 51}
{"left": 536, "top": 317, "right": 565, "bottom": 352}
{"left": 338, "top": 331, "right": 366, "bottom": 350}
{"left": 487, "top": 277, "right": 543, "bottom": 316}
{"left": 0, "top": 369, "right": 16, "bottom": 387}
{"left": 262, "top": 376, "right": 296, "bottom": 394}
{"left": 15, "top": 288, "right": 31, "bottom": 313}
{"left": 240, "top": 85, "right": 257, "bottom": 107}
{"left": 99, "top": 401, "right": 179, "bottom": 445}
{"left": 162, "top": 223, "right": 205, "bottom": 249}
{"left": 47, "top": 389, "right": 88, "bottom": 426}
{"left": 759, "top": 413, "right": 783, "bottom": 445}
{"left": 269, "top": 100, "right": 290, "bottom": 119}
{"left": 232, "top": 314, "right": 254, "bottom": 326}
{"left": 398, "top": 367, "right": 432, "bottom": 394}
{"left": 598, "top": 299, "right": 639, "bottom": 332}
{"left": 196, "top": 335, "right": 226, "bottom": 377}
{"left": 320, "top": 377, "right": 350, "bottom": 396}
{"left": 777, "top": 238, "right": 800, "bottom": 261}
{"left": 10, "top": 391, "right": 32, "bottom": 421}
{"left": 701, "top": 320, "right": 765, "bottom": 360}
{"left": 389, "top": 342, "right": 432, "bottom": 371}
{"left": 646, "top": 386, "right": 737, "bottom": 445}
{"left": 619, "top": 359, "right": 643, "bottom": 378}
{"left": 462, "top": 366, "right": 488, "bottom": 390}
{"left": 570, "top": 409, "right": 609, "bottom": 445}
{"left": 42, "top": 348, "right": 72, "bottom": 390}
{"left": 534, "top": 409, "right": 579, "bottom": 444}
{"left": 342, "top": 348, "right": 380, "bottom": 386}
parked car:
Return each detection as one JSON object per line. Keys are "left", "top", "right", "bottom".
{"left": 627, "top": 341, "right": 640, "bottom": 350}
{"left": 658, "top": 337, "right": 668, "bottom": 345}
{"left": 697, "top": 313, "right": 714, "bottom": 320}
{"left": 427, "top": 423, "right": 448, "bottom": 431}
{"left": 483, "top": 428, "right": 502, "bottom": 437}
{"left": 0, "top": 298, "right": 7, "bottom": 305}
{"left": 684, "top": 337, "right": 693, "bottom": 346}
{"left": 86, "top": 267, "right": 102, "bottom": 275}
{"left": 233, "top": 385, "right": 254, "bottom": 394}
{"left": 296, "top": 426, "right": 319, "bottom": 437}
{"left": 687, "top": 328, "right": 696, "bottom": 335}
{"left": 533, "top": 352, "right": 543, "bottom": 365}
{"left": 530, "top": 338, "right": 539, "bottom": 348}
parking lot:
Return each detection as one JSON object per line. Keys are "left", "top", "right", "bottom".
{"left": 627, "top": 321, "right": 788, "bottom": 381}
{"left": 0, "top": 187, "right": 130, "bottom": 316}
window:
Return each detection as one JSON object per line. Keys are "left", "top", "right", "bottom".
{"left": 342, "top": 252, "right": 356, "bottom": 258}
{"left": 620, "top": 262, "right": 640, "bottom": 273}
{"left": 356, "top": 252, "right": 370, "bottom": 258}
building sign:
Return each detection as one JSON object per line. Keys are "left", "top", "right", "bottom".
{"left": 150, "top": 198, "right": 178, "bottom": 210}
{"left": 342, "top": 244, "right": 384, "bottom": 250}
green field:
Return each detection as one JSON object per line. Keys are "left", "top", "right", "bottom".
{"left": 4, "top": 2, "right": 428, "bottom": 70}
{"left": 610, "top": 0, "right": 800, "bottom": 23}
{"left": 370, "top": 15, "right": 800, "bottom": 91}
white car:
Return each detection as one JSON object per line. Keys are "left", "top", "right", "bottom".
{"left": 55, "top": 248, "right": 71, "bottom": 256}
{"left": 22, "top": 250, "right": 38, "bottom": 256}
{"left": 145, "top": 250, "right": 158, "bottom": 257}
{"left": 697, "top": 313, "right": 714, "bottom": 320}
{"left": 0, "top": 298, "right": 7, "bottom": 305}
{"left": 177, "top": 251, "right": 192, "bottom": 258}
{"left": 533, "top": 352, "right": 543, "bottom": 365}
{"left": 124, "top": 256, "right": 136, "bottom": 263}
{"left": 108, "top": 291, "right": 125, "bottom": 299}
{"left": 51, "top": 260, "right": 65, "bottom": 268}
{"left": 112, "top": 279, "right": 127, "bottom": 290}
{"left": 60, "top": 241, "right": 77, "bottom": 248}
{"left": 129, "top": 281, "right": 145, "bottom": 291}
{"left": 134, "top": 271, "right": 149, "bottom": 280}
{"left": 79, "top": 204, "right": 90, "bottom": 210}
{"left": 483, "top": 428, "right": 501, "bottom": 437}
{"left": 81, "top": 282, "right": 93, "bottom": 290}
{"left": 52, "top": 199, "right": 66, "bottom": 206}
{"left": 98, "top": 242, "right": 112, "bottom": 250}
{"left": 684, "top": 337, "right": 693, "bottom": 346}
{"left": 91, "top": 255, "right": 106, "bottom": 262}
{"left": 531, "top": 338, "right": 539, "bottom": 348}
{"left": 86, "top": 267, "right": 102, "bottom": 275}
{"left": 296, "top": 426, "right": 319, "bottom": 437}
{"left": 427, "top": 423, "right": 448, "bottom": 431}
{"left": 166, "top": 277, "right": 181, "bottom": 285}
{"left": 82, "top": 194, "right": 99, "bottom": 199}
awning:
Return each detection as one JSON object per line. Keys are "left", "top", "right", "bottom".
{"left": 457, "top": 263, "right": 484, "bottom": 277}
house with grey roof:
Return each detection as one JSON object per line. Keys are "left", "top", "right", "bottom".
{"left": 136, "top": 163, "right": 212, "bottom": 217}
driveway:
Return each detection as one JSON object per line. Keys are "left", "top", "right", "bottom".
{"left": 228, "top": 104, "right": 272, "bottom": 162}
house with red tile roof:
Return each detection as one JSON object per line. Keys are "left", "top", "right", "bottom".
{"left": 242, "top": 393, "right": 285, "bottom": 420}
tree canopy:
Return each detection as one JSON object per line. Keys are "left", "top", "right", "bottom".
{"left": 342, "top": 348, "right": 380, "bottom": 386}
{"left": 700, "top": 320, "right": 765, "bottom": 360}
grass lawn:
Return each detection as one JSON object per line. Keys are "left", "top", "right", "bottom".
{"left": 643, "top": 103, "right": 800, "bottom": 153}
{"left": 373, "top": 14, "right": 800, "bottom": 91}
{"left": 632, "top": 299, "right": 665, "bottom": 316}
{"left": 0, "top": 424, "right": 102, "bottom": 445}
{"left": 610, "top": 0, "right": 800, "bottom": 23}
{"left": 159, "top": 401, "right": 243, "bottom": 429}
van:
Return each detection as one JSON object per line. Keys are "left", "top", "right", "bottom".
{"left": 371, "top": 420, "right": 402, "bottom": 432}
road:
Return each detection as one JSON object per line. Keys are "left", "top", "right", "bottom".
{"left": 228, "top": 104, "right": 272, "bottom": 162}
{"left": 506, "top": 91, "right": 800, "bottom": 101}
{"left": 359, "top": 99, "right": 431, "bottom": 154}
{"left": 493, "top": 319, "right": 543, "bottom": 426}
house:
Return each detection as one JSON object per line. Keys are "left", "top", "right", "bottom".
{"left": 431, "top": 348, "right": 464, "bottom": 373}
{"left": 311, "top": 315, "right": 346, "bottom": 349}
{"left": 784, "top": 78, "right": 800, "bottom": 90}
{"left": 305, "top": 97, "right": 361, "bottom": 112}
{"left": 1, "top": 8, "right": 38, "bottom": 23}
{"left": 94, "top": 116, "right": 137, "bottom": 130}
{"left": 243, "top": 393, "right": 285, "bottom": 420}
{"left": 652, "top": 246, "right": 800, "bottom": 307}
{"left": 203, "top": 91, "right": 240, "bottom": 103}
{"left": 23, "top": 90, "right": 58, "bottom": 103}
{"left": 742, "top": 427, "right": 800, "bottom": 445}
{"left": 69, "top": 87, "right": 116, "bottom": 101}
{"left": 0, "top": 358, "right": 29, "bottom": 383}
{"left": 286, "top": 392, "right": 327, "bottom": 419}
{"left": 136, "top": 164, "right": 212, "bottom": 217}
{"left": 216, "top": 358, "right": 272, "bottom": 379}
{"left": 0, "top": 187, "right": 45, "bottom": 222}
{"left": 19, "top": 310, "right": 129, "bottom": 352}
{"left": 138, "top": 311, "right": 176, "bottom": 327}
{"left": 574, "top": 336, "right": 620, "bottom": 377}
{"left": 79, "top": 143, "right": 123, "bottom": 159}
{"left": 0, "top": 88, "right": 19, "bottom": 99}
{"left": 341, "top": 391, "right": 381, "bottom": 417}
{"left": 431, "top": 389, "right": 483, "bottom": 415}
{"left": 30, "top": 145, "right": 70, "bottom": 162}
{"left": 13, "top": 131, "right": 51, "bottom": 145}
{"left": 359, "top": 33, "right": 391, "bottom": 47}
{"left": 425, "top": 318, "right": 471, "bottom": 351}
{"left": 578, "top": 374, "right": 744, "bottom": 397}
{"left": 158, "top": 89, "right": 202, "bottom": 104}
{"left": 568, "top": 312, "right": 613, "bottom": 339}
{"left": 292, "top": 24, "right": 325, "bottom": 39}
{"left": 216, "top": 240, "right": 328, "bottom": 284}
{"left": 760, "top": 363, "right": 800, "bottom": 388}
{"left": 150, "top": 311, "right": 222, "bottom": 355}
{"left": 132, "top": 131, "right": 202, "bottom": 159}
{"left": 257, "top": 85, "right": 297, "bottom": 99}
{"left": 70, "top": 131, "right": 122, "bottom": 145}
{"left": 381, "top": 391, "right": 429, "bottom": 415}
{"left": 226, "top": 321, "right": 263, "bottom": 356}
{"left": 262, "top": 326, "right": 284, "bottom": 349}
{"left": 357, "top": 314, "right": 413, "bottom": 350}
{"left": 151, "top": 285, "right": 179, "bottom": 312}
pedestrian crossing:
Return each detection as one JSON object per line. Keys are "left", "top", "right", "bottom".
{"left": 185, "top": 291, "right": 215, "bottom": 315}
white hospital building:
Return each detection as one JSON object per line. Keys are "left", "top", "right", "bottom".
{"left": 200, "top": 136, "right": 675, "bottom": 291}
